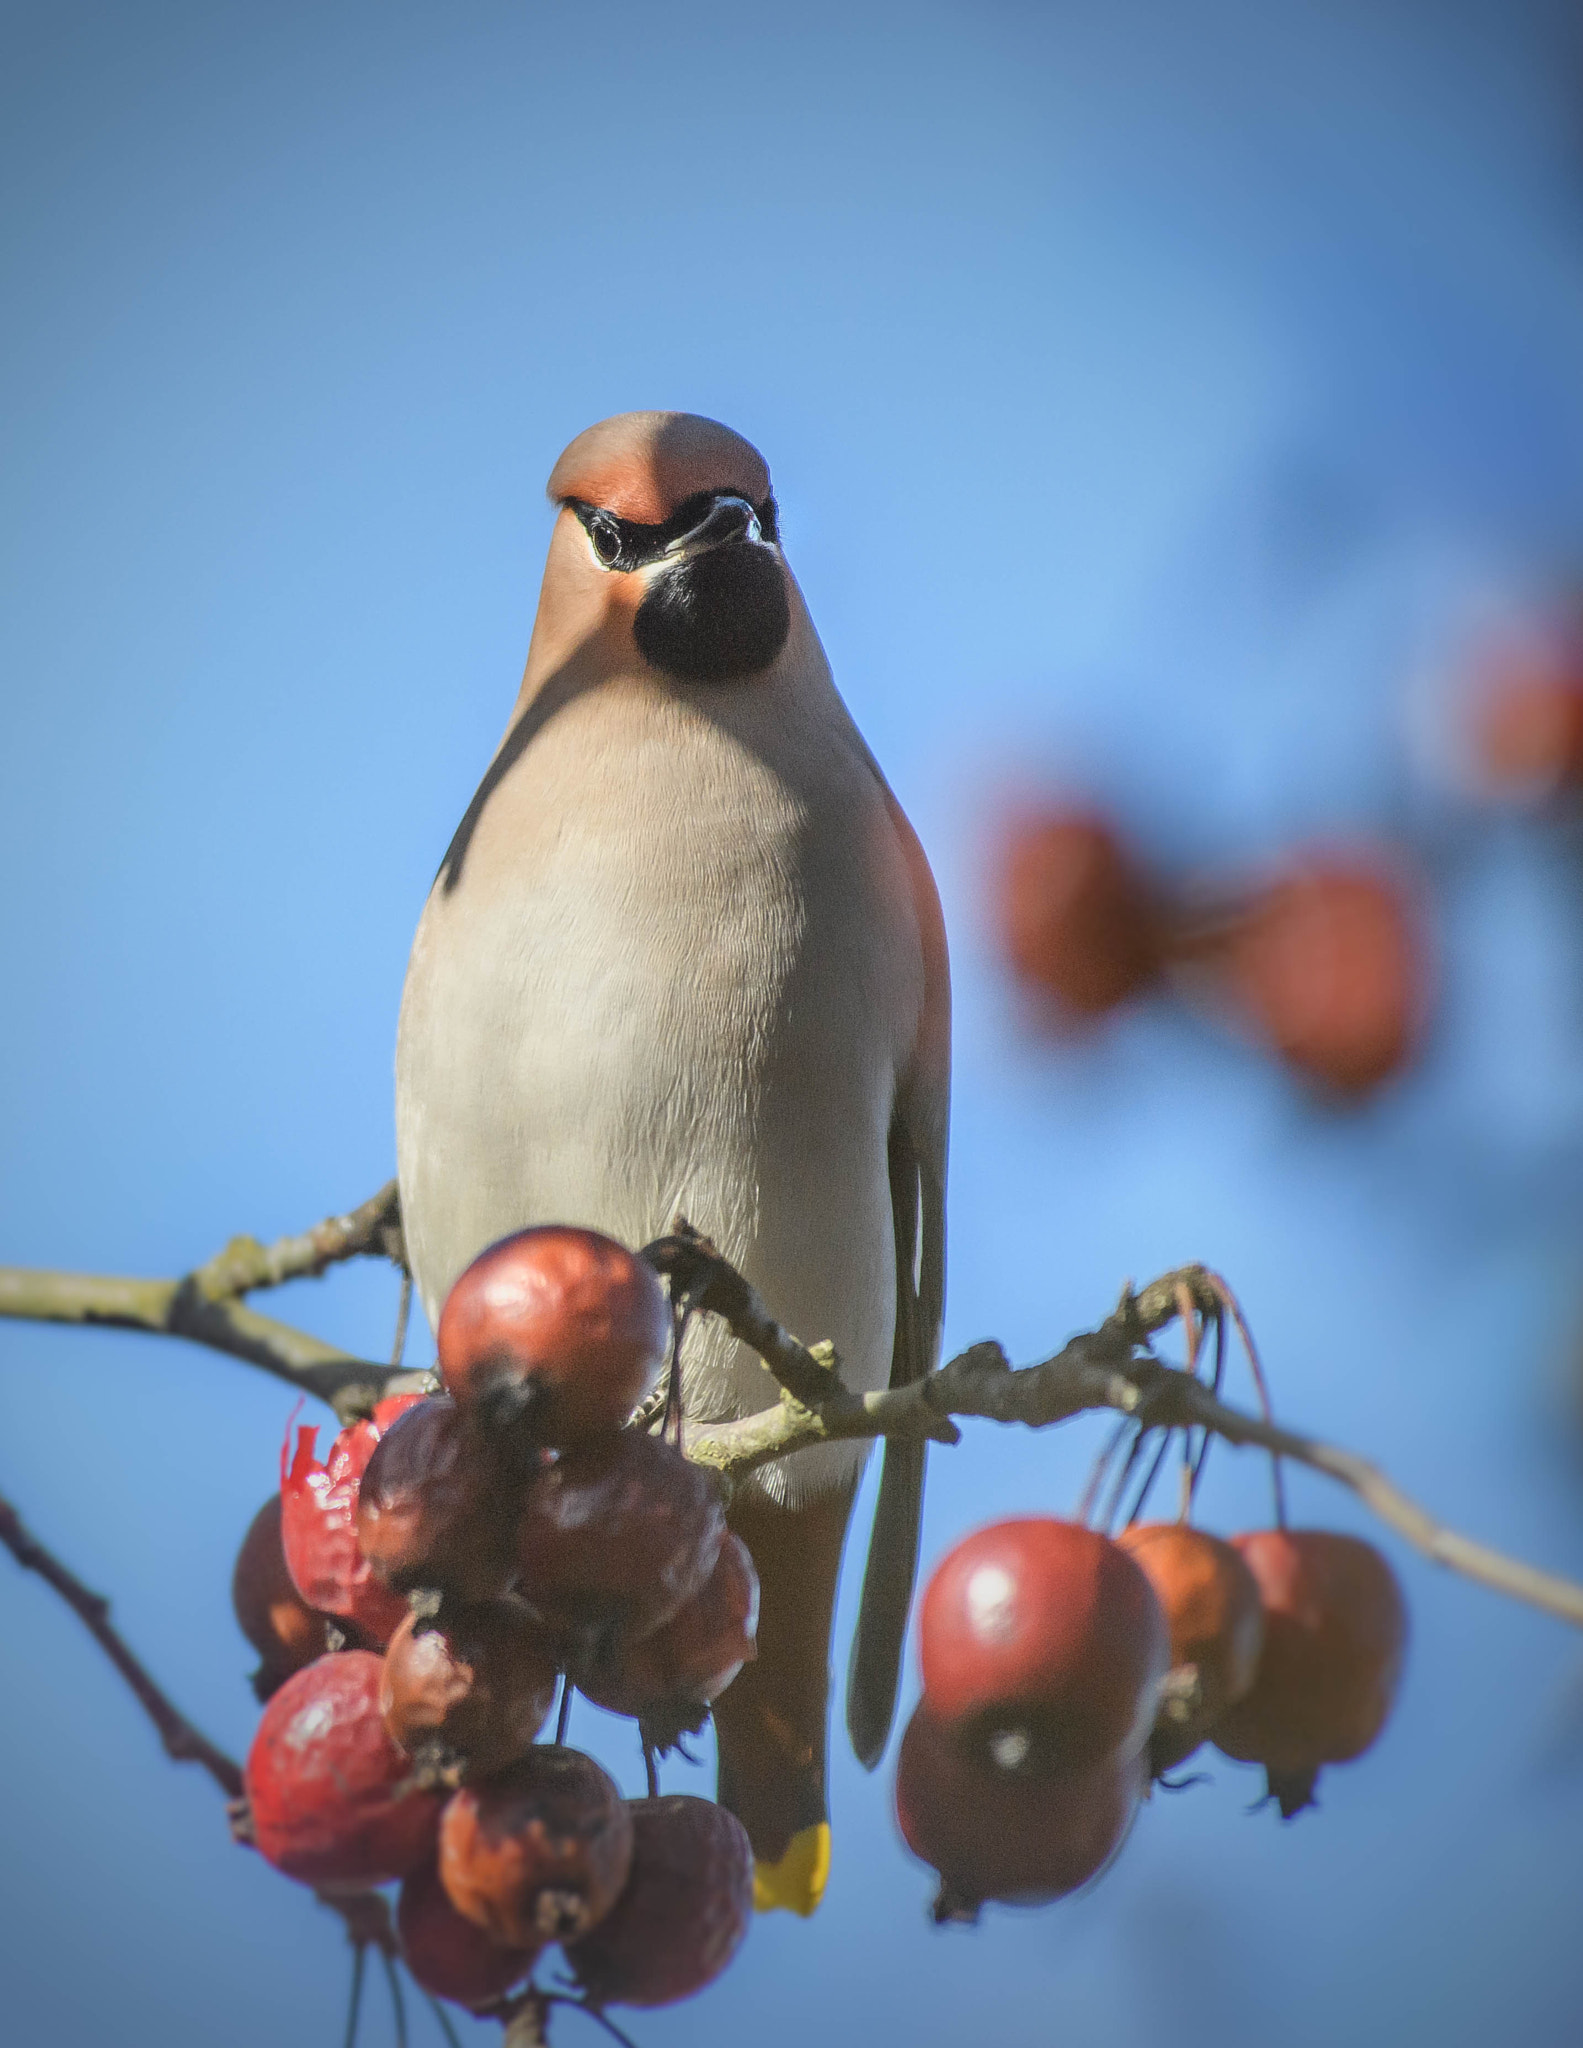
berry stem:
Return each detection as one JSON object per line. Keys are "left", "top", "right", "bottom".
{"left": 381, "top": 1950, "right": 408, "bottom": 2048}
{"left": 342, "top": 1944, "right": 366, "bottom": 2048}
{"left": 555, "top": 1675, "right": 574, "bottom": 1747}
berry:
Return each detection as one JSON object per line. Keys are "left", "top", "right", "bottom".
{"left": 1213, "top": 1529, "right": 1407, "bottom": 1816}
{"left": 244, "top": 1650, "right": 443, "bottom": 1887}
{"left": 918, "top": 1518, "right": 1169, "bottom": 1769}
{"left": 381, "top": 1600, "right": 560, "bottom": 1781}
{"left": 1000, "top": 810, "right": 1163, "bottom": 1019}
{"left": 397, "top": 1857, "right": 540, "bottom": 2011}
{"left": 565, "top": 1796, "right": 753, "bottom": 2009}
{"left": 1116, "top": 1522, "right": 1265, "bottom": 1770}
{"left": 577, "top": 1532, "right": 758, "bottom": 1744}
{"left": 515, "top": 1431, "right": 726, "bottom": 1653}
{"left": 279, "top": 1415, "right": 411, "bottom": 1646}
{"left": 439, "top": 1745, "right": 634, "bottom": 1946}
{"left": 356, "top": 1396, "right": 521, "bottom": 1604}
{"left": 231, "top": 1495, "right": 332, "bottom": 1699}
{"left": 895, "top": 1703, "right": 1143, "bottom": 1921}
{"left": 438, "top": 1227, "right": 670, "bottom": 1446}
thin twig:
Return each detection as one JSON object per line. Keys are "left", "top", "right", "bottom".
{"left": 424, "top": 1991, "right": 465, "bottom": 2047}
{"left": 343, "top": 1945, "right": 367, "bottom": 2048}
{"left": 382, "top": 1949, "right": 409, "bottom": 2048}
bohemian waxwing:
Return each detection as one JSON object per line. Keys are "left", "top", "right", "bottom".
{"left": 394, "top": 412, "right": 949, "bottom": 1915}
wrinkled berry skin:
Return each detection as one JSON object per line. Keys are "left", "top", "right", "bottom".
{"left": 397, "top": 1857, "right": 540, "bottom": 2011}
{"left": 1213, "top": 1529, "right": 1407, "bottom": 1815}
{"left": 438, "top": 1226, "right": 670, "bottom": 1446}
{"left": 577, "top": 1532, "right": 759, "bottom": 1735}
{"left": 515, "top": 1432, "right": 725, "bottom": 1650}
{"left": 381, "top": 1601, "right": 560, "bottom": 1779}
{"left": 919, "top": 1518, "right": 1169, "bottom": 1770}
{"left": 231, "top": 1494, "right": 332, "bottom": 1698}
{"left": 894, "top": 1704, "right": 1143, "bottom": 1920}
{"left": 439, "top": 1745, "right": 634, "bottom": 1947}
{"left": 245, "top": 1651, "right": 443, "bottom": 1887}
{"left": 566, "top": 1796, "right": 754, "bottom": 2009}
{"left": 356, "top": 1396, "right": 521, "bottom": 1604}
{"left": 279, "top": 1413, "right": 412, "bottom": 1646}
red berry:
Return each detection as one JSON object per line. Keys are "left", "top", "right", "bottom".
{"left": 919, "top": 1518, "right": 1168, "bottom": 1769}
{"left": 999, "top": 810, "right": 1163, "bottom": 1019}
{"left": 1116, "top": 1523, "right": 1265, "bottom": 1770}
{"left": 397, "top": 1858, "right": 540, "bottom": 2012}
{"left": 895, "top": 1703, "right": 1143, "bottom": 1921}
{"left": 356, "top": 1396, "right": 521, "bottom": 1604}
{"left": 279, "top": 1415, "right": 411, "bottom": 1646}
{"left": 231, "top": 1495, "right": 332, "bottom": 1699}
{"left": 244, "top": 1650, "right": 443, "bottom": 1887}
{"left": 1473, "top": 633, "right": 1583, "bottom": 797}
{"left": 565, "top": 1796, "right": 753, "bottom": 2009}
{"left": 577, "top": 1533, "right": 758, "bottom": 1742}
{"left": 516, "top": 1431, "right": 726, "bottom": 1652}
{"left": 380, "top": 1601, "right": 560, "bottom": 1780}
{"left": 439, "top": 1746, "right": 634, "bottom": 1946}
{"left": 1213, "top": 1529, "right": 1407, "bottom": 1815}
{"left": 438, "top": 1227, "right": 670, "bottom": 1446}
{"left": 1216, "top": 855, "right": 1429, "bottom": 1096}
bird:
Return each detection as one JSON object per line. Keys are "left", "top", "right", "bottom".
{"left": 394, "top": 411, "right": 949, "bottom": 1916}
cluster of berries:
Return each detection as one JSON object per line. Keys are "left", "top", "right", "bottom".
{"left": 230, "top": 1225, "right": 758, "bottom": 2019}
{"left": 1000, "top": 809, "right": 1429, "bottom": 1097}
{"left": 897, "top": 1514, "right": 1406, "bottom": 1921}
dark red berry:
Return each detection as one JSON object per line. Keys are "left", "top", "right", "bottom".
{"left": 439, "top": 1746, "right": 634, "bottom": 1946}
{"left": 566, "top": 1796, "right": 753, "bottom": 2008}
{"left": 356, "top": 1396, "right": 521, "bottom": 1604}
{"left": 577, "top": 1532, "right": 758, "bottom": 1741}
{"left": 1117, "top": 1523, "right": 1265, "bottom": 1770}
{"left": 437, "top": 1227, "right": 670, "bottom": 1446}
{"left": 397, "top": 1857, "right": 540, "bottom": 2011}
{"left": 244, "top": 1650, "right": 443, "bottom": 1887}
{"left": 919, "top": 1518, "right": 1168, "bottom": 1770}
{"left": 380, "top": 1600, "right": 560, "bottom": 1780}
{"left": 231, "top": 1495, "right": 333, "bottom": 1698}
{"left": 1000, "top": 810, "right": 1164, "bottom": 1019}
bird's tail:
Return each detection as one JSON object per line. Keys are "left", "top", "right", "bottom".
{"left": 712, "top": 1485, "right": 854, "bottom": 1916}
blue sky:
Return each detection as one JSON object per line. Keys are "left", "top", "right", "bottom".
{"left": 5, "top": 3, "right": 1583, "bottom": 2043}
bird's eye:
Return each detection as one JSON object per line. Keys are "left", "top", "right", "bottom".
{"left": 590, "top": 518, "right": 622, "bottom": 568}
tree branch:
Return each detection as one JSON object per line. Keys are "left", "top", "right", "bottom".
{"left": 0, "top": 1184, "right": 412, "bottom": 1420}
{"left": 649, "top": 1230, "right": 1583, "bottom": 1632}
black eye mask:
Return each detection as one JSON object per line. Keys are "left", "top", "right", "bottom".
{"left": 568, "top": 490, "right": 780, "bottom": 572}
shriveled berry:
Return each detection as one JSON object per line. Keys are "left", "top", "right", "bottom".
{"left": 356, "top": 1396, "right": 522, "bottom": 1604}
{"left": 1000, "top": 810, "right": 1164, "bottom": 1019}
{"left": 895, "top": 1702, "right": 1142, "bottom": 1921}
{"left": 1117, "top": 1523, "right": 1265, "bottom": 1770}
{"left": 231, "top": 1494, "right": 333, "bottom": 1699}
{"left": 919, "top": 1518, "right": 1168, "bottom": 1769}
{"left": 516, "top": 1431, "right": 725, "bottom": 1653}
{"left": 438, "top": 1226, "right": 670, "bottom": 1446}
{"left": 245, "top": 1650, "right": 443, "bottom": 1887}
{"left": 381, "top": 1600, "right": 560, "bottom": 1780}
{"left": 566, "top": 1796, "right": 753, "bottom": 2008}
{"left": 397, "top": 1857, "right": 540, "bottom": 2011}
{"left": 577, "top": 1533, "right": 758, "bottom": 1744}
{"left": 1213, "top": 1529, "right": 1407, "bottom": 1816}
{"left": 280, "top": 1416, "right": 410, "bottom": 1646}
{"left": 439, "top": 1746, "right": 634, "bottom": 1946}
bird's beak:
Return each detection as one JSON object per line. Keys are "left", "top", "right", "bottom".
{"left": 662, "top": 494, "right": 765, "bottom": 559}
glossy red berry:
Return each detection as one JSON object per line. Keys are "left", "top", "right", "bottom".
{"left": 895, "top": 1703, "right": 1143, "bottom": 1921}
{"left": 1116, "top": 1523, "right": 1265, "bottom": 1769}
{"left": 231, "top": 1495, "right": 332, "bottom": 1699}
{"left": 279, "top": 1416, "right": 410, "bottom": 1646}
{"left": 380, "top": 1600, "right": 560, "bottom": 1780}
{"left": 439, "top": 1745, "right": 634, "bottom": 1946}
{"left": 515, "top": 1431, "right": 726, "bottom": 1652}
{"left": 919, "top": 1518, "right": 1169, "bottom": 1769}
{"left": 356, "top": 1396, "right": 521, "bottom": 1604}
{"left": 397, "top": 1857, "right": 540, "bottom": 2012}
{"left": 999, "top": 810, "right": 1164, "bottom": 1020}
{"left": 437, "top": 1227, "right": 670, "bottom": 1446}
{"left": 566, "top": 1796, "right": 753, "bottom": 2009}
{"left": 1213, "top": 1529, "right": 1407, "bottom": 1816}
{"left": 577, "top": 1532, "right": 758, "bottom": 1742}
{"left": 244, "top": 1650, "right": 443, "bottom": 1887}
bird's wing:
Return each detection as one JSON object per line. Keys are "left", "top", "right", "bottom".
{"left": 846, "top": 782, "right": 950, "bottom": 1770}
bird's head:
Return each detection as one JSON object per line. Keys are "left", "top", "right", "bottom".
{"left": 535, "top": 412, "right": 792, "bottom": 685}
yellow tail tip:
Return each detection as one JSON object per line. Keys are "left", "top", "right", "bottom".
{"left": 753, "top": 1823, "right": 831, "bottom": 1916}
